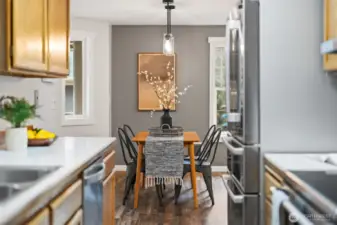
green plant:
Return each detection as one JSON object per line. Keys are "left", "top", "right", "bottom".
{"left": 0, "top": 96, "right": 37, "bottom": 128}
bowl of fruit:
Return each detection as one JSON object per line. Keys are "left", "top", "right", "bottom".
{"left": 28, "top": 128, "right": 57, "bottom": 147}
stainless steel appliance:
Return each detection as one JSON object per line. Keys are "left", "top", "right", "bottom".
{"left": 271, "top": 184, "right": 336, "bottom": 225}
{"left": 222, "top": 0, "right": 260, "bottom": 225}
{"left": 274, "top": 170, "right": 337, "bottom": 225}
{"left": 83, "top": 158, "right": 105, "bottom": 225}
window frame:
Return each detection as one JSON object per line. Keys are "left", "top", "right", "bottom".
{"left": 208, "top": 37, "right": 227, "bottom": 134}
{"left": 61, "top": 30, "right": 95, "bottom": 126}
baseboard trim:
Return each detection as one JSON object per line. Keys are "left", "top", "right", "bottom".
{"left": 115, "top": 165, "right": 228, "bottom": 173}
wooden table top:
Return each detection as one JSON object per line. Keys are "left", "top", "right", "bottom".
{"left": 132, "top": 131, "right": 200, "bottom": 143}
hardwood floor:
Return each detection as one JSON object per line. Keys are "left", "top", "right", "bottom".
{"left": 115, "top": 172, "right": 228, "bottom": 225}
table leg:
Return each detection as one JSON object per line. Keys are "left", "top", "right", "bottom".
{"left": 134, "top": 143, "right": 143, "bottom": 209}
{"left": 188, "top": 143, "right": 198, "bottom": 209}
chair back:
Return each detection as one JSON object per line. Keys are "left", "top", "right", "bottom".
{"left": 195, "top": 125, "right": 216, "bottom": 156}
{"left": 198, "top": 128, "right": 222, "bottom": 165}
{"left": 123, "top": 124, "right": 136, "bottom": 139}
{"left": 118, "top": 128, "right": 138, "bottom": 165}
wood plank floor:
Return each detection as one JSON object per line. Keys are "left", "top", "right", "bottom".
{"left": 115, "top": 172, "right": 228, "bottom": 225}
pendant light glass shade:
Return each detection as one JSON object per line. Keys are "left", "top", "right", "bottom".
{"left": 163, "top": 33, "right": 174, "bottom": 56}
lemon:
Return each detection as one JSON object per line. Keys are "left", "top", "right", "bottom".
{"left": 27, "top": 130, "right": 36, "bottom": 139}
{"left": 35, "top": 129, "right": 56, "bottom": 139}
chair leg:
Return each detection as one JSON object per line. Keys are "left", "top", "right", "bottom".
{"left": 174, "top": 184, "right": 182, "bottom": 204}
{"left": 123, "top": 175, "right": 135, "bottom": 205}
{"left": 202, "top": 167, "right": 214, "bottom": 205}
{"left": 141, "top": 173, "right": 146, "bottom": 188}
{"left": 123, "top": 166, "right": 136, "bottom": 205}
{"left": 155, "top": 184, "right": 163, "bottom": 206}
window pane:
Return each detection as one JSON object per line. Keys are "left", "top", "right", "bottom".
{"left": 215, "top": 56, "right": 221, "bottom": 67}
{"left": 215, "top": 68, "right": 222, "bottom": 87}
{"left": 217, "top": 90, "right": 227, "bottom": 130}
{"left": 65, "top": 41, "right": 83, "bottom": 116}
{"left": 214, "top": 46, "right": 226, "bottom": 88}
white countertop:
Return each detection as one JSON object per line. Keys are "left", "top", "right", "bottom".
{"left": 0, "top": 137, "right": 116, "bottom": 225}
{"left": 265, "top": 153, "right": 337, "bottom": 171}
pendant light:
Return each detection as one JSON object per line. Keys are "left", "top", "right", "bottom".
{"left": 163, "top": 0, "right": 175, "bottom": 56}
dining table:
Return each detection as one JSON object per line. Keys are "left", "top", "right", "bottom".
{"left": 132, "top": 131, "right": 201, "bottom": 209}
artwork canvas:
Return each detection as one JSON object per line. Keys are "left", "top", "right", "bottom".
{"left": 138, "top": 53, "right": 176, "bottom": 111}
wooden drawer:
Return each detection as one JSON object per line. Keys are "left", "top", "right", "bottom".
{"left": 103, "top": 171, "right": 115, "bottom": 225}
{"left": 104, "top": 150, "right": 115, "bottom": 178}
{"left": 66, "top": 208, "right": 83, "bottom": 225}
{"left": 265, "top": 199, "right": 272, "bottom": 225}
{"left": 50, "top": 180, "right": 82, "bottom": 225}
{"left": 265, "top": 171, "right": 282, "bottom": 201}
{"left": 26, "top": 208, "right": 50, "bottom": 225}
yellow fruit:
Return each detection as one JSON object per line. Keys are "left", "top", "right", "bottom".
{"left": 27, "top": 130, "right": 35, "bottom": 139}
{"left": 35, "top": 129, "right": 56, "bottom": 139}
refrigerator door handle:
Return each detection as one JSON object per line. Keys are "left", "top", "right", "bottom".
{"left": 222, "top": 176, "right": 244, "bottom": 204}
{"left": 224, "top": 137, "right": 244, "bottom": 155}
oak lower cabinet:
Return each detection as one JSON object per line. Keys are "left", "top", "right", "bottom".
{"left": 26, "top": 208, "right": 50, "bottom": 225}
{"left": 0, "top": 0, "right": 69, "bottom": 78}
{"left": 66, "top": 209, "right": 83, "bottom": 225}
{"left": 23, "top": 149, "right": 115, "bottom": 225}
{"left": 103, "top": 165, "right": 115, "bottom": 225}
{"left": 324, "top": 0, "right": 337, "bottom": 71}
{"left": 50, "top": 180, "right": 83, "bottom": 225}
{"left": 264, "top": 166, "right": 283, "bottom": 225}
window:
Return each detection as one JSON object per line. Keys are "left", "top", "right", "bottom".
{"left": 209, "top": 37, "right": 227, "bottom": 131}
{"left": 61, "top": 31, "right": 95, "bottom": 126}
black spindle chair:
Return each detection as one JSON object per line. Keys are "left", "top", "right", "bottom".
{"left": 184, "top": 125, "right": 216, "bottom": 160}
{"left": 118, "top": 128, "right": 142, "bottom": 205}
{"left": 175, "top": 128, "right": 222, "bottom": 205}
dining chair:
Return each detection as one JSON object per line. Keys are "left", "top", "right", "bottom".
{"left": 118, "top": 127, "right": 163, "bottom": 206}
{"left": 184, "top": 125, "right": 216, "bottom": 160}
{"left": 123, "top": 124, "right": 136, "bottom": 140}
{"left": 175, "top": 128, "right": 222, "bottom": 205}
{"left": 118, "top": 128, "right": 142, "bottom": 205}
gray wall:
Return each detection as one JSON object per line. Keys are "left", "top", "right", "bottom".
{"left": 260, "top": 0, "right": 337, "bottom": 153}
{"left": 111, "top": 26, "right": 227, "bottom": 166}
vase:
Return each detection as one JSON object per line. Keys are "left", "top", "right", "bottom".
{"left": 160, "top": 109, "right": 172, "bottom": 128}
{"left": 5, "top": 127, "right": 28, "bottom": 152}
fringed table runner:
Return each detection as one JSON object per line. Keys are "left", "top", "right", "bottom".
{"left": 144, "top": 135, "right": 184, "bottom": 188}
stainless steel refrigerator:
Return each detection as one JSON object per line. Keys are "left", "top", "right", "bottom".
{"left": 222, "top": 0, "right": 260, "bottom": 225}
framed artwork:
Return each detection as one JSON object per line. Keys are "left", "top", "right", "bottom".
{"left": 137, "top": 53, "right": 176, "bottom": 111}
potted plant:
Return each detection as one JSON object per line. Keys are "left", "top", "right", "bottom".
{"left": 139, "top": 61, "right": 191, "bottom": 128}
{"left": 0, "top": 96, "right": 37, "bottom": 152}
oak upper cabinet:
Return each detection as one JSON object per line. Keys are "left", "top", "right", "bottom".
{"left": 324, "top": 0, "right": 337, "bottom": 71}
{"left": 0, "top": 0, "right": 69, "bottom": 77}
{"left": 47, "top": 0, "right": 69, "bottom": 75}
{"left": 11, "top": 0, "right": 48, "bottom": 72}
{"left": 103, "top": 171, "right": 115, "bottom": 225}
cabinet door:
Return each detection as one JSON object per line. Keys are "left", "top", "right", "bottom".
{"left": 265, "top": 200, "right": 272, "bottom": 225}
{"left": 26, "top": 208, "right": 50, "bottom": 225}
{"left": 47, "top": 0, "right": 69, "bottom": 75}
{"left": 11, "top": 0, "right": 48, "bottom": 71}
{"left": 66, "top": 209, "right": 83, "bottom": 225}
{"left": 103, "top": 171, "right": 115, "bottom": 225}
{"left": 324, "top": 0, "right": 337, "bottom": 71}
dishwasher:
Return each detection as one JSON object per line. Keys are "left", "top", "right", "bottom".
{"left": 83, "top": 157, "right": 105, "bottom": 225}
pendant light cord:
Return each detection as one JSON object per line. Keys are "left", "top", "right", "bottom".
{"left": 167, "top": 3, "right": 171, "bottom": 34}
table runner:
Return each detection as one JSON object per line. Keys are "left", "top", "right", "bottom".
{"left": 144, "top": 135, "right": 184, "bottom": 187}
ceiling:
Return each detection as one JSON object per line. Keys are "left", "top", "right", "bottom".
{"left": 70, "top": 0, "right": 237, "bottom": 25}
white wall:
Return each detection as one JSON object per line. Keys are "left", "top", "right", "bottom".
{"left": 260, "top": 0, "right": 337, "bottom": 153}
{"left": 0, "top": 18, "right": 111, "bottom": 137}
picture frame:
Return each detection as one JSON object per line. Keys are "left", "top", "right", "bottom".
{"left": 137, "top": 53, "right": 176, "bottom": 111}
